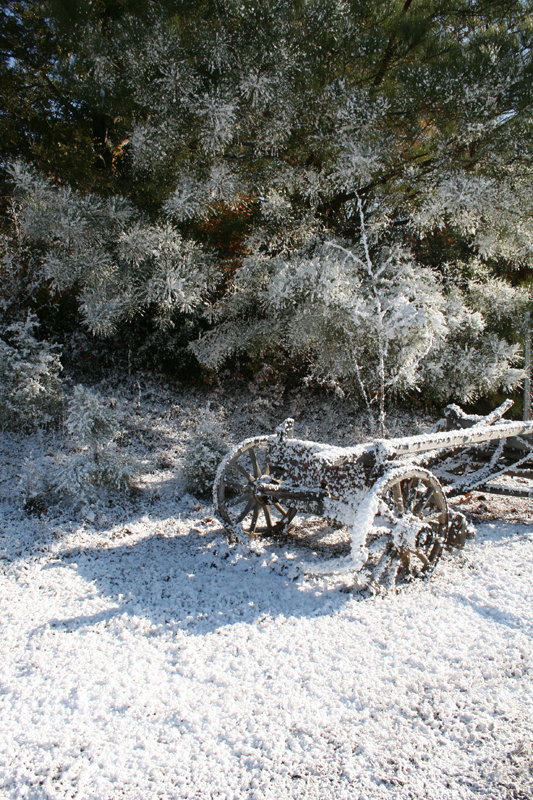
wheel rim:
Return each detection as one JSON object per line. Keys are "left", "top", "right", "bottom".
{"left": 216, "top": 438, "right": 294, "bottom": 537}
{"left": 362, "top": 468, "right": 448, "bottom": 592}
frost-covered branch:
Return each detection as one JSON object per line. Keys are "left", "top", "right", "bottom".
{"left": 6, "top": 163, "right": 215, "bottom": 337}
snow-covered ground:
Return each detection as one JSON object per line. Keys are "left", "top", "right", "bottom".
{"left": 1, "top": 382, "right": 532, "bottom": 799}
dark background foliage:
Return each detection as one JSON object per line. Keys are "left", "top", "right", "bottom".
{"left": 2, "top": 0, "right": 533, "bottom": 402}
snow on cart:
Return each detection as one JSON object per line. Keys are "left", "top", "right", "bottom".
{"left": 214, "top": 400, "right": 533, "bottom": 591}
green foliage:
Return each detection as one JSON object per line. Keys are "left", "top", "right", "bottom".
{"left": 4, "top": 1, "right": 533, "bottom": 221}
{"left": 1, "top": 2, "right": 117, "bottom": 197}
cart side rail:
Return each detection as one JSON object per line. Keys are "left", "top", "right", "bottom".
{"left": 270, "top": 416, "right": 533, "bottom": 469}
{"left": 375, "top": 419, "right": 533, "bottom": 459}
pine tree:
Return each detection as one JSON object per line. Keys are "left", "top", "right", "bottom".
{"left": 3, "top": 0, "right": 533, "bottom": 406}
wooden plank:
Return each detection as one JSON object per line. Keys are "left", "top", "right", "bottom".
{"left": 382, "top": 420, "right": 533, "bottom": 458}
{"left": 479, "top": 484, "right": 533, "bottom": 499}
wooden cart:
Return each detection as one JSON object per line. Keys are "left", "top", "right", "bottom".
{"left": 213, "top": 401, "right": 533, "bottom": 591}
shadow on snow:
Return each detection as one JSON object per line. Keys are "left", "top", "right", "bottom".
{"left": 34, "top": 522, "right": 358, "bottom": 637}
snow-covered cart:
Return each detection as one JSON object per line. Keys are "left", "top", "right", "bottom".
{"left": 213, "top": 400, "right": 533, "bottom": 590}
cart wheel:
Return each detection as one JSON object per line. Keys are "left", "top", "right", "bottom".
{"left": 360, "top": 468, "right": 448, "bottom": 593}
{"left": 215, "top": 437, "right": 294, "bottom": 540}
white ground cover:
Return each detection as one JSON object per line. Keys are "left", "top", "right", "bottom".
{"left": 1, "top": 383, "right": 532, "bottom": 799}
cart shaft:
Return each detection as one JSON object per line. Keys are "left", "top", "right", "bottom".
{"left": 378, "top": 420, "right": 533, "bottom": 459}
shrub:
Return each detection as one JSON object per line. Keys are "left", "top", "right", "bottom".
{"left": 182, "top": 404, "right": 229, "bottom": 496}
{"left": 0, "top": 312, "right": 63, "bottom": 429}
{"left": 65, "top": 384, "right": 119, "bottom": 445}
{"left": 19, "top": 385, "right": 136, "bottom": 507}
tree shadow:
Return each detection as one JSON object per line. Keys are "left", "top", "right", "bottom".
{"left": 450, "top": 591, "right": 533, "bottom": 639}
{"left": 472, "top": 518, "right": 533, "bottom": 544}
{"left": 30, "top": 522, "right": 358, "bottom": 639}
{"left": 20, "top": 505, "right": 533, "bottom": 641}
{"left": 447, "top": 519, "right": 533, "bottom": 639}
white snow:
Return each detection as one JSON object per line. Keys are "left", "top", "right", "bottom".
{"left": 1, "top": 385, "right": 532, "bottom": 799}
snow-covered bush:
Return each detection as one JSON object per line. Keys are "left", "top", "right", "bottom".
{"left": 6, "top": 162, "right": 215, "bottom": 338}
{"left": 59, "top": 386, "right": 136, "bottom": 495}
{"left": 4, "top": 3, "right": 533, "bottom": 412}
{"left": 19, "top": 385, "right": 136, "bottom": 507}
{"left": 48, "top": 444, "right": 137, "bottom": 499}
{"left": 191, "top": 198, "right": 527, "bottom": 431}
{"left": 65, "top": 384, "right": 119, "bottom": 446}
{"left": 182, "top": 405, "right": 229, "bottom": 496}
{"left": 0, "top": 198, "right": 46, "bottom": 324}
{"left": 0, "top": 313, "right": 63, "bottom": 429}
{"left": 421, "top": 279, "right": 527, "bottom": 403}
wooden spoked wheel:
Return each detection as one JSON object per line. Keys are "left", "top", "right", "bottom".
{"left": 360, "top": 468, "right": 448, "bottom": 592}
{"left": 215, "top": 437, "right": 295, "bottom": 539}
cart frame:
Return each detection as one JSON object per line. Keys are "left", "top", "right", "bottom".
{"left": 213, "top": 401, "right": 533, "bottom": 590}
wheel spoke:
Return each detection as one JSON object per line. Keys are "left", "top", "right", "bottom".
{"left": 412, "top": 548, "right": 429, "bottom": 566}
{"left": 272, "top": 502, "right": 288, "bottom": 517}
{"left": 224, "top": 479, "right": 247, "bottom": 494}
{"left": 248, "top": 505, "right": 260, "bottom": 533}
{"left": 235, "top": 499, "right": 255, "bottom": 523}
{"left": 429, "top": 539, "right": 443, "bottom": 563}
{"left": 423, "top": 509, "right": 443, "bottom": 521}
{"left": 392, "top": 483, "right": 404, "bottom": 514}
{"left": 423, "top": 511, "right": 446, "bottom": 529}
{"left": 263, "top": 504, "right": 273, "bottom": 531}
{"left": 233, "top": 462, "right": 254, "bottom": 482}
{"left": 248, "top": 447, "right": 261, "bottom": 478}
{"left": 226, "top": 493, "right": 251, "bottom": 508}
{"left": 405, "top": 479, "right": 420, "bottom": 510}
{"left": 412, "top": 487, "right": 434, "bottom": 517}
